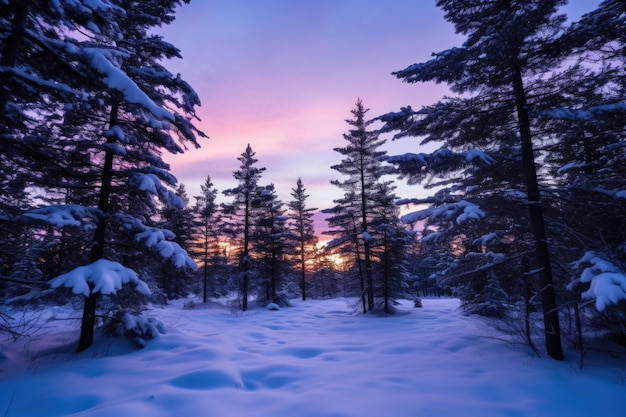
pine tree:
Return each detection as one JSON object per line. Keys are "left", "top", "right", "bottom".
{"left": 222, "top": 144, "right": 266, "bottom": 311}
{"left": 384, "top": 0, "right": 571, "bottom": 359}
{"left": 159, "top": 184, "right": 197, "bottom": 298}
{"left": 540, "top": 1, "right": 626, "bottom": 343}
{"left": 252, "top": 184, "right": 292, "bottom": 305}
{"left": 325, "top": 99, "right": 394, "bottom": 312}
{"left": 194, "top": 175, "right": 221, "bottom": 303}
{"left": 74, "top": 0, "right": 204, "bottom": 352}
{"left": 368, "top": 181, "right": 412, "bottom": 314}
{"left": 1, "top": 1, "right": 205, "bottom": 351}
{"left": 288, "top": 178, "right": 318, "bottom": 301}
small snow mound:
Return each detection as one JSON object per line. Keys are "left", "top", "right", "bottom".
{"left": 266, "top": 303, "right": 281, "bottom": 311}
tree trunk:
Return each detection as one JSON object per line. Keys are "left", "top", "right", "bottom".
{"left": 77, "top": 100, "right": 119, "bottom": 353}
{"left": 353, "top": 221, "right": 367, "bottom": 313}
{"left": 363, "top": 240, "right": 374, "bottom": 311}
{"left": 300, "top": 237, "right": 306, "bottom": 301}
{"left": 242, "top": 261, "right": 249, "bottom": 311}
{"left": 383, "top": 230, "right": 390, "bottom": 314}
{"left": 241, "top": 193, "right": 250, "bottom": 311}
{"left": 203, "top": 217, "right": 209, "bottom": 303}
{"left": 512, "top": 66, "right": 564, "bottom": 360}
{"left": 359, "top": 154, "right": 375, "bottom": 311}
{"left": 271, "top": 250, "right": 277, "bottom": 302}
{"left": 522, "top": 256, "right": 539, "bottom": 356}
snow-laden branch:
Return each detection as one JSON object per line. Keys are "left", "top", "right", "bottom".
{"left": 51, "top": 0, "right": 125, "bottom": 15}
{"left": 112, "top": 214, "right": 197, "bottom": 270}
{"left": 387, "top": 147, "right": 495, "bottom": 167}
{"left": 8, "top": 66, "right": 82, "bottom": 97}
{"left": 23, "top": 205, "right": 101, "bottom": 230}
{"left": 84, "top": 47, "right": 174, "bottom": 122}
{"left": 473, "top": 232, "right": 498, "bottom": 246}
{"left": 568, "top": 251, "right": 626, "bottom": 311}
{"left": 130, "top": 173, "right": 183, "bottom": 208}
{"left": 593, "top": 187, "right": 626, "bottom": 200}
{"left": 134, "top": 227, "right": 197, "bottom": 270}
{"left": 542, "top": 102, "right": 626, "bottom": 120}
{"left": 50, "top": 259, "right": 150, "bottom": 297}
{"left": 401, "top": 200, "right": 485, "bottom": 225}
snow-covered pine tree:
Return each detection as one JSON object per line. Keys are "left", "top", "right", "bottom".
{"left": 194, "top": 175, "right": 222, "bottom": 302}
{"left": 159, "top": 184, "right": 197, "bottom": 298}
{"left": 541, "top": 1, "right": 626, "bottom": 344}
{"left": 222, "top": 144, "right": 266, "bottom": 311}
{"left": 288, "top": 178, "right": 318, "bottom": 301}
{"left": 368, "top": 180, "right": 413, "bottom": 314}
{"left": 2, "top": 1, "right": 206, "bottom": 351}
{"left": 324, "top": 99, "right": 395, "bottom": 313}
{"left": 0, "top": 2, "right": 125, "bottom": 291}
{"left": 251, "top": 184, "right": 293, "bottom": 306}
{"left": 382, "top": 0, "right": 574, "bottom": 359}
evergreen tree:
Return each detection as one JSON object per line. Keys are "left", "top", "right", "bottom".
{"left": 160, "top": 183, "right": 197, "bottom": 298}
{"left": 252, "top": 184, "right": 292, "bottom": 305}
{"left": 540, "top": 1, "right": 626, "bottom": 344}
{"left": 194, "top": 175, "right": 222, "bottom": 302}
{"left": 288, "top": 178, "right": 318, "bottom": 301}
{"left": 325, "top": 99, "right": 394, "bottom": 312}
{"left": 1, "top": 1, "right": 205, "bottom": 351}
{"left": 222, "top": 144, "right": 266, "bottom": 311}
{"left": 368, "top": 181, "right": 413, "bottom": 313}
{"left": 324, "top": 189, "right": 369, "bottom": 311}
{"left": 382, "top": 0, "right": 571, "bottom": 359}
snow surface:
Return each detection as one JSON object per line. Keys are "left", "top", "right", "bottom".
{"left": 1, "top": 298, "right": 625, "bottom": 417}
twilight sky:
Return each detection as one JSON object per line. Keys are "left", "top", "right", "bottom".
{"left": 157, "top": 0, "right": 597, "bottom": 230}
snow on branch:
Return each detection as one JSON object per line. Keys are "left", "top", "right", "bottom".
{"left": 134, "top": 227, "right": 197, "bottom": 270}
{"left": 84, "top": 48, "right": 174, "bottom": 122}
{"left": 50, "top": 259, "right": 150, "bottom": 297}
{"left": 130, "top": 173, "right": 183, "bottom": 208}
{"left": 23, "top": 205, "right": 100, "bottom": 230}
{"left": 568, "top": 251, "right": 626, "bottom": 311}
{"left": 401, "top": 205, "right": 434, "bottom": 224}
{"left": 9, "top": 66, "right": 81, "bottom": 97}
{"left": 421, "top": 231, "right": 444, "bottom": 243}
{"left": 462, "top": 149, "right": 496, "bottom": 165}
{"left": 386, "top": 148, "right": 494, "bottom": 184}
{"left": 112, "top": 213, "right": 196, "bottom": 270}
{"left": 593, "top": 187, "right": 626, "bottom": 200}
{"left": 456, "top": 201, "right": 485, "bottom": 224}
{"left": 542, "top": 102, "right": 626, "bottom": 120}
{"left": 55, "top": 0, "right": 125, "bottom": 14}
{"left": 473, "top": 232, "right": 498, "bottom": 246}
{"left": 401, "top": 200, "right": 485, "bottom": 226}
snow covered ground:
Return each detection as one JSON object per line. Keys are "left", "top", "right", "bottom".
{"left": 1, "top": 298, "right": 625, "bottom": 417}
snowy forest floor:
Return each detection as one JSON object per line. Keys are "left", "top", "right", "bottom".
{"left": 1, "top": 298, "right": 625, "bottom": 417}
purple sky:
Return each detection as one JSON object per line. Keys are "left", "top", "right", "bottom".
{"left": 157, "top": 0, "right": 598, "bottom": 233}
